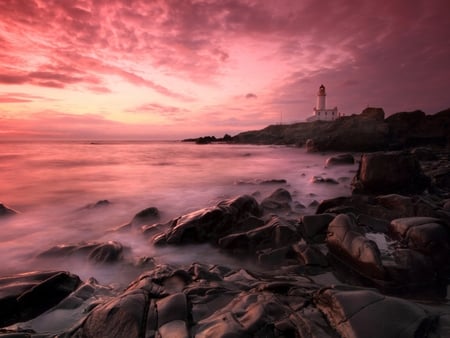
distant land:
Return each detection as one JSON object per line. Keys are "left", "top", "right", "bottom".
{"left": 184, "top": 107, "right": 450, "bottom": 152}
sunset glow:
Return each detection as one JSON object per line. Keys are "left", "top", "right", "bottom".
{"left": 0, "top": 0, "right": 449, "bottom": 139}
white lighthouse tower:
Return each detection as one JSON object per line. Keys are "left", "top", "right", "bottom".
{"left": 307, "top": 84, "right": 338, "bottom": 121}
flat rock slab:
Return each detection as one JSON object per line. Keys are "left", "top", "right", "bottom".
{"left": 0, "top": 271, "right": 81, "bottom": 328}
{"left": 314, "top": 286, "right": 448, "bottom": 338}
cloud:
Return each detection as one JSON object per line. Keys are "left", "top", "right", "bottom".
{"left": 0, "top": 0, "right": 449, "bottom": 137}
{"left": 0, "top": 92, "right": 53, "bottom": 103}
{"left": 127, "top": 102, "right": 190, "bottom": 120}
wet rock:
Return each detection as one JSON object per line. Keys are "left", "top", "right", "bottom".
{"left": 311, "top": 176, "right": 339, "bottom": 184}
{"left": 260, "top": 188, "right": 292, "bottom": 212}
{"left": 37, "top": 241, "right": 125, "bottom": 264}
{"left": 0, "top": 271, "right": 81, "bottom": 327}
{"left": 411, "top": 147, "right": 438, "bottom": 161}
{"left": 82, "top": 200, "right": 111, "bottom": 210}
{"left": 260, "top": 179, "right": 287, "bottom": 185}
{"left": 115, "top": 206, "right": 161, "bottom": 231}
{"left": 218, "top": 215, "right": 300, "bottom": 254}
{"left": 375, "top": 194, "right": 415, "bottom": 215}
{"left": 325, "top": 153, "right": 355, "bottom": 167}
{"left": 292, "top": 243, "right": 328, "bottom": 268}
{"left": 300, "top": 213, "right": 335, "bottom": 243}
{"left": 327, "top": 214, "right": 385, "bottom": 279}
{"left": 427, "top": 165, "right": 450, "bottom": 192}
{"left": 131, "top": 206, "right": 160, "bottom": 225}
{"left": 0, "top": 203, "right": 18, "bottom": 217}
{"left": 352, "top": 151, "right": 430, "bottom": 194}
{"left": 314, "top": 286, "right": 445, "bottom": 338}
{"left": 389, "top": 217, "right": 449, "bottom": 265}
{"left": 153, "top": 195, "right": 261, "bottom": 245}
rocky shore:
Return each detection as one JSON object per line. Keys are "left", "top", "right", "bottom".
{"left": 232, "top": 108, "right": 450, "bottom": 152}
{"left": 0, "top": 147, "right": 449, "bottom": 337}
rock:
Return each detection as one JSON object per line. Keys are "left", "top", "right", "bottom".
{"left": 427, "top": 166, "right": 450, "bottom": 192}
{"left": 411, "top": 147, "right": 438, "bottom": 161}
{"left": 352, "top": 151, "right": 430, "bottom": 194}
{"left": 386, "top": 109, "right": 449, "bottom": 148}
{"left": 37, "top": 241, "right": 125, "bottom": 264}
{"left": 305, "top": 138, "right": 316, "bottom": 152}
{"left": 325, "top": 153, "right": 355, "bottom": 166}
{"left": 375, "top": 194, "right": 415, "bottom": 215}
{"left": 260, "top": 188, "right": 292, "bottom": 212}
{"left": 0, "top": 271, "right": 81, "bottom": 327}
{"left": 326, "top": 214, "right": 385, "bottom": 279}
{"left": 314, "top": 286, "right": 444, "bottom": 338}
{"left": 301, "top": 213, "right": 335, "bottom": 242}
{"left": 0, "top": 203, "right": 18, "bottom": 217}
{"left": 72, "top": 287, "right": 149, "bottom": 337}
{"left": 153, "top": 195, "right": 261, "bottom": 245}
{"left": 389, "top": 217, "right": 449, "bottom": 265}
{"left": 218, "top": 215, "right": 300, "bottom": 254}
{"left": 311, "top": 176, "right": 339, "bottom": 184}
{"left": 259, "top": 179, "right": 287, "bottom": 185}
{"left": 360, "top": 107, "right": 385, "bottom": 121}
{"left": 131, "top": 206, "right": 160, "bottom": 226}
{"left": 82, "top": 200, "right": 111, "bottom": 209}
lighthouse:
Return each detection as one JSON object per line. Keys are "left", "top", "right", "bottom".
{"left": 317, "top": 84, "right": 326, "bottom": 110}
{"left": 307, "top": 84, "right": 338, "bottom": 121}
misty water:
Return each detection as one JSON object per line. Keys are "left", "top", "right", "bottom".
{"left": 0, "top": 141, "right": 358, "bottom": 286}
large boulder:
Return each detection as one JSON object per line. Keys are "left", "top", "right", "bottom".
{"left": 153, "top": 195, "right": 262, "bottom": 245}
{"left": 0, "top": 271, "right": 81, "bottom": 327}
{"left": 326, "top": 214, "right": 385, "bottom": 279}
{"left": 314, "top": 286, "right": 445, "bottom": 338}
{"left": 325, "top": 153, "right": 355, "bottom": 167}
{"left": 386, "top": 109, "right": 450, "bottom": 148}
{"left": 218, "top": 215, "right": 300, "bottom": 254}
{"left": 37, "top": 241, "right": 125, "bottom": 264}
{"left": 260, "top": 188, "right": 292, "bottom": 212}
{"left": 352, "top": 151, "right": 430, "bottom": 194}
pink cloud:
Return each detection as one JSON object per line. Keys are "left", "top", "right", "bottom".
{"left": 0, "top": 0, "right": 448, "bottom": 137}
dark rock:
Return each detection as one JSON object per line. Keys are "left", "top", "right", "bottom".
{"left": 352, "top": 151, "right": 430, "bottom": 194}
{"left": 292, "top": 243, "right": 328, "bottom": 267}
{"left": 72, "top": 287, "right": 148, "bottom": 337}
{"left": 218, "top": 215, "right": 300, "bottom": 254}
{"left": 0, "top": 271, "right": 81, "bottom": 327}
{"left": 325, "top": 153, "right": 355, "bottom": 167}
{"left": 260, "top": 188, "right": 292, "bottom": 212}
{"left": 314, "top": 286, "right": 443, "bottom": 338}
{"left": 82, "top": 200, "right": 111, "bottom": 210}
{"left": 311, "top": 176, "right": 339, "bottom": 184}
{"left": 301, "top": 213, "right": 335, "bottom": 242}
{"left": 389, "top": 217, "right": 449, "bottom": 265}
{"left": 153, "top": 195, "right": 261, "bottom": 245}
{"left": 260, "top": 179, "right": 287, "bottom": 185}
{"left": 411, "top": 147, "right": 438, "bottom": 161}
{"left": 37, "top": 241, "right": 125, "bottom": 264}
{"left": 327, "top": 214, "right": 385, "bottom": 279}
{"left": 131, "top": 206, "right": 160, "bottom": 226}
{"left": 0, "top": 203, "right": 18, "bottom": 217}
{"left": 360, "top": 107, "right": 385, "bottom": 121}
{"left": 386, "top": 109, "right": 449, "bottom": 148}
{"left": 427, "top": 165, "right": 450, "bottom": 192}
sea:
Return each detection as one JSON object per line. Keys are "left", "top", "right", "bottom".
{"left": 0, "top": 141, "right": 358, "bottom": 286}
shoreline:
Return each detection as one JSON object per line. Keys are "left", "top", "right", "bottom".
{"left": 1, "top": 147, "right": 449, "bottom": 336}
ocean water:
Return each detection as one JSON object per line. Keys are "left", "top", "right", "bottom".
{"left": 0, "top": 141, "right": 357, "bottom": 285}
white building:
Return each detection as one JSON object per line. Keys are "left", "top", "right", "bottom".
{"left": 307, "top": 84, "right": 338, "bottom": 121}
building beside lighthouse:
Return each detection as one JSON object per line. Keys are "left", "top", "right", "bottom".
{"left": 307, "top": 84, "right": 338, "bottom": 121}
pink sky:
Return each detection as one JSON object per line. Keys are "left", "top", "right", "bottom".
{"left": 0, "top": 0, "right": 449, "bottom": 139}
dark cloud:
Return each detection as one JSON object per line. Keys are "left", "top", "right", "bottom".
{"left": 245, "top": 93, "right": 257, "bottom": 99}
